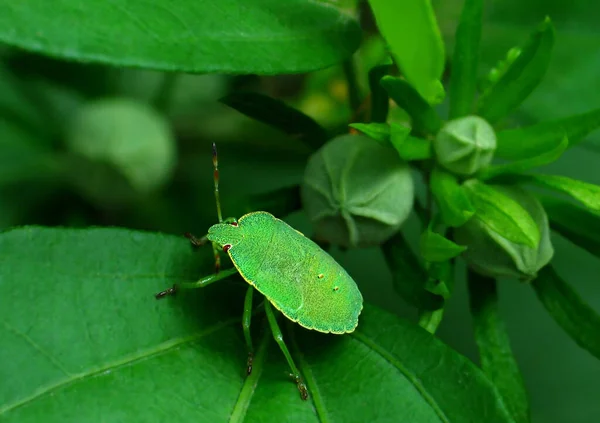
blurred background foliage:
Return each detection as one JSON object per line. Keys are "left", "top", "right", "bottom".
{"left": 1, "top": 0, "right": 599, "bottom": 421}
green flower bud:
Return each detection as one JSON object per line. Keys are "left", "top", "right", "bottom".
{"left": 66, "top": 98, "right": 176, "bottom": 195}
{"left": 433, "top": 116, "right": 496, "bottom": 176}
{"left": 302, "top": 134, "right": 414, "bottom": 248}
{"left": 453, "top": 185, "right": 554, "bottom": 280}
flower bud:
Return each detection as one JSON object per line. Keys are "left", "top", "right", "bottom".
{"left": 453, "top": 185, "right": 554, "bottom": 280}
{"left": 433, "top": 116, "right": 496, "bottom": 176}
{"left": 66, "top": 98, "right": 176, "bottom": 196}
{"left": 302, "top": 134, "right": 414, "bottom": 248}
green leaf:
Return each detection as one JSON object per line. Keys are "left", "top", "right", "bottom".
{"left": 540, "top": 196, "right": 600, "bottom": 258}
{"left": 449, "top": 0, "right": 483, "bottom": 118}
{"left": 0, "top": 1, "right": 360, "bottom": 74}
{"left": 468, "top": 272, "right": 530, "bottom": 423}
{"left": 478, "top": 136, "right": 568, "bottom": 181}
{"left": 221, "top": 92, "right": 328, "bottom": 150}
{"left": 368, "top": 63, "right": 393, "bottom": 122}
{"left": 381, "top": 76, "right": 443, "bottom": 134}
{"left": 381, "top": 232, "right": 444, "bottom": 311}
{"left": 0, "top": 227, "right": 516, "bottom": 422}
{"left": 367, "top": 0, "right": 445, "bottom": 104}
{"left": 430, "top": 167, "right": 475, "bottom": 227}
{"left": 528, "top": 174, "right": 600, "bottom": 212}
{"left": 464, "top": 179, "right": 540, "bottom": 248}
{"left": 496, "top": 108, "right": 600, "bottom": 160}
{"left": 349, "top": 122, "right": 390, "bottom": 143}
{"left": 478, "top": 17, "right": 555, "bottom": 123}
{"left": 533, "top": 266, "right": 600, "bottom": 361}
{"left": 391, "top": 133, "right": 433, "bottom": 161}
{"left": 420, "top": 229, "right": 467, "bottom": 262}
{"left": 417, "top": 260, "right": 454, "bottom": 334}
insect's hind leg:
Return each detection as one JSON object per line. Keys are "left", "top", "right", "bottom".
{"left": 264, "top": 301, "right": 308, "bottom": 400}
{"left": 242, "top": 286, "right": 255, "bottom": 375}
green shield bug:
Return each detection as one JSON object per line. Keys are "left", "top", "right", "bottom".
{"left": 156, "top": 143, "right": 363, "bottom": 400}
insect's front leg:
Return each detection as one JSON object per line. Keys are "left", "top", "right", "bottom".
{"left": 242, "top": 286, "right": 254, "bottom": 375}
{"left": 264, "top": 301, "right": 309, "bottom": 401}
{"left": 154, "top": 267, "right": 238, "bottom": 299}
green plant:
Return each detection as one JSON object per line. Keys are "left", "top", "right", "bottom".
{"left": 1, "top": 0, "right": 600, "bottom": 422}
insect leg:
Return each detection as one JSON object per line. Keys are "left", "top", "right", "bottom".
{"left": 184, "top": 233, "right": 208, "bottom": 247}
{"left": 264, "top": 301, "right": 308, "bottom": 401}
{"left": 211, "top": 241, "right": 222, "bottom": 274}
{"left": 242, "top": 286, "right": 254, "bottom": 375}
{"left": 154, "top": 267, "right": 238, "bottom": 299}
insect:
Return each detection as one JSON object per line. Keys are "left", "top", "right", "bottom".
{"left": 156, "top": 143, "right": 363, "bottom": 400}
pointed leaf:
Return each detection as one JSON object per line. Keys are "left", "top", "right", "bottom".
{"left": 449, "top": 0, "right": 483, "bottom": 118}
{"left": 221, "top": 92, "right": 328, "bottom": 150}
{"left": 533, "top": 266, "right": 600, "bottom": 360}
{"left": 367, "top": 0, "right": 445, "bottom": 104}
{"left": 381, "top": 76, "right": 442, "bottom": 134}
{"left": 478, "top": 136, "right": 568, "bottom": 181}
{"left": 468, "top": 272, "right": 530, "bottom": 423}
{"left": 0, "top": 227, "right": 515, "bottom": 422}
{"left": 540, "top": 196, "right": 600, "bottom": 258}
{"left": 496, "top": 107, "right": 600, "bottom": 160}
{"left": 0, "top": 1, "right": 361, "bottom": 74}
{"left": 381, "top": 232, "right": 444, "bottom": 311}
{"left": 464, "top": 180, "right": 540, "bottom": 248}
{"left": 349, "top": 122, "right": 390, "bottom": 144}
{"left": 430, "top": 167, "right": 475, "bottom": 227}
{"left": 478, "top": 17, "right": 555, "bottom": 123}
{"left": 420, "top": 229, "right": 466, "bottom": 262}
{"left": 529, "top": 174, "right": 600, "bottom": 213}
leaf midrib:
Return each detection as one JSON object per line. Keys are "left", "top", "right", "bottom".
{"left": 351, "top": 330, "right": 450, "bottom": 423}
{"left": 0, "top": 317, "right": 239, "bottom": 416}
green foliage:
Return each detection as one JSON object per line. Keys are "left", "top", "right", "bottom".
{"left": 2, "top": 0, "right": 600, "bottom": 420}
{"left": 0, "top": 227, "right": 515, "bottom": 422}
{"left": 478, "top": 17, "right": 555, "bottom": 123}
{"left": 533, "top": 266, "right": 600, "bottom": 360}
{"left": 0, "top": 0, "right": 361, "bottom": 74}
{"left": 468, "top": 273, "right": 530, "bottom": 423}
{"left": 368, "top": 0, "right": 445, "bottom": 104}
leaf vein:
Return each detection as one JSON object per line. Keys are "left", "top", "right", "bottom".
{"left": 351, "top": 330, "right": 450, "bottom": 423}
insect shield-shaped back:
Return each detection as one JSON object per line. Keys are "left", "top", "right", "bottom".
{"left": 302, "top": 134, "right": 414, "bottom": 248}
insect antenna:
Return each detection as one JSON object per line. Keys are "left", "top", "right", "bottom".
{"left": 212, "top": 142, "right": 224, "bottom": 223}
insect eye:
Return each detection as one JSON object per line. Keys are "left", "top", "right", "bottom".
{"left": 223, "top": 244, "right": 232, "bottom": 252}
{"left": 230, "top": 221, "right": 238, "bottom": 227}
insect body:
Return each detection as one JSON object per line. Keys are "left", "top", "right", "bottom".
{"left": 209, "top": 211, "right": 363, "bottom": 333}
{"left": 156, "top": 143, "right": 363, "bottom": 400}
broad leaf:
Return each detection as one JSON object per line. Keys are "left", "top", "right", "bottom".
{"left": 468, "top": 272, "right": 530, "bottom": 423}
{"left": 221, "top": 92, "right": 328, "bottom": 150}
{"left": 449, "top": 0, "right": 483, "bottom": 118}
{"left": 464, "top": 180, "right": 540, "bottom": 248}
{"left": 0, "top": 1, "right": 361, "bottom": 74}
{"left": 0, "top": 227, "right": 516, "bottom": 422}
{"left": 540, "top": 196, "right": 600, "bottom": 259}
{"left": 478, "top": 18, "right": 555, "bottom": 123}
{"left": 367, "top": 0, "right": 445, "bottom": 104}
{"left": 381, "top": 76, "right": 442, "bottom": 135}
{"left": 533, "top": 266, "right": 600, "bottom": 361}
{"left": 495, "top": 108, "right": 600, "bottom": 160}
{"left": 430, "top": 167, "right": 475, "bottom": 227}
{"left": 478, "top": 137, "right": 568, "bottom": 181}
